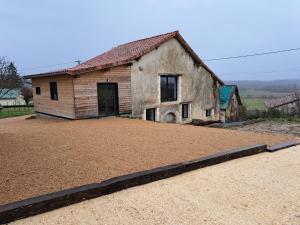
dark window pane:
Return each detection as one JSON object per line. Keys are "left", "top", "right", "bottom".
{"left": 146, "top": 108, "right": 156, "bottom": 121}
{"left": 168, "top": 77, "right": 176, "bottom": 100}
{"left": 160, "top": 76, "right": 177, "bottom": 102}
{"left": 182, "top": 104, "right": 188, "bottom": 119}
{"left": 35, "top": 87, "right": 41, "bottom": 95}
{"left": 160, "top": 77, "right": 167, "bottom": 101}
{"left": 206, "top": 109, "right": 211, "bottom": 117}
{"left": 50, "top": 82, "right": 58, "bottom": 100}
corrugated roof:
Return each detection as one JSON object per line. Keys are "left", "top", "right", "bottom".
{"left": 219, "top": 85, "right": 242, "bottom": 110}
{"left": 23, "top": 31, "right": 224, "bottom": 84}
{"left": 265, "top": 92, "right": 300, "bottom": 109}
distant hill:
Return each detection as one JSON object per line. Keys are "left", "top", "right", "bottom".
{"left": 226, "top": 79, "right": 300, "bottom": 98}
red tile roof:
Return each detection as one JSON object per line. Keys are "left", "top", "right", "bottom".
{"left": 24, "top": 31, "right": 223, "bottom": 84}
{"left": 265, "top": 92, "right": 300, "bottom": 109}
{"left": 69, "top": 31, "right": 179, "bottom": 73}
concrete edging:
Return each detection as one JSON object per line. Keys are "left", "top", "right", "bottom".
{"left": 0, "top": 144, "right": 267, "bottom": 224}
{"left": 267, "top": 140, "right": 300, "bottom": 152}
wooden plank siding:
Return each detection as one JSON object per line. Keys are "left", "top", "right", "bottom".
{"left": 32, "top": 75, "right": 75, "bottom": 119}
{"left": 73, "top": 65, "right": 132, "bottom": 118}
{"left": 31, "top": 65, "right": 132, "bottom": 119}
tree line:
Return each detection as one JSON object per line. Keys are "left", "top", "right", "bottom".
{"left": 0, "top": 57, "right": 32, "bottom": 105}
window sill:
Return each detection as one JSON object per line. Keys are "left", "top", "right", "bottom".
{"left": 181, "top": 118, "right": 192, "bottom": 123}
{"left": 160, "top": 100, "right": 179, "bottom": 105}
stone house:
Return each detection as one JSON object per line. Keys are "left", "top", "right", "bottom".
{"left": 265, "top": 91, "right": 300, "bottom": 115}
{"left": 24, "top": 31, "right": 240, "bottom": 123}
{"left": 219, "top": 85, "right": 243, "bottom": 122}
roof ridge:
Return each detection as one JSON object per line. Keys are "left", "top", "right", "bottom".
{"left": 115, "top": 30, "right": 179, "bottom": 48}
{"left": 73, "top": 31, "right": 179, "bottom": 68}
{"left": 222, "top": 84, "right": 237, "bottom": 87}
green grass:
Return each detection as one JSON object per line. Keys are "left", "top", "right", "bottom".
{"left": 242, "top": 98, "right": 267, "bottom": 111}
{"left": 0, "top": 107, "right": 34, "bottom": 119}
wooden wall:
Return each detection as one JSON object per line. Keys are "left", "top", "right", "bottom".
{"left": 32, "top": 75, "right": 75, "bottom": 119}
{"left": 73, "top": 65, "right": 132, "bottom": 118}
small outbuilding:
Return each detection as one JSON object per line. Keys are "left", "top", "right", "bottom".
{"left": 219, "top": 85, "right": 243, "bottom": 122}
{"left": 265, "top": 91, "right": 300, "bottom": 115}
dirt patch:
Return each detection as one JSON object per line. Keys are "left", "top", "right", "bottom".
{"left": 230, "top": 121, "right": 300, "bottom": 137}
{"left": 0, "top": 116, "right": 293, "bottom": 205}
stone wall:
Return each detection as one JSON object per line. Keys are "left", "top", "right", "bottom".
{"left": 131, "top": 38, "right": 221, "bottom": 123}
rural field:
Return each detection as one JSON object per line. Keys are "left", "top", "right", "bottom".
{"left": 242, "top": 97, "right": 266, "bottom": 110}
{"left": 0, "top": 116, "right": 294, "bottom": 205}
{"left": 228, "top": 79, "right": 300, "bottom": 111}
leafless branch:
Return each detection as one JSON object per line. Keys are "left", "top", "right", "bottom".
{"left": 0, "top": 57, "right": 23, "bottom": 98}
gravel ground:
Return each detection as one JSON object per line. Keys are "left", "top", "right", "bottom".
{"left": 10, "top": 146, "right": 300, "bottom": 225}
{"left": 0, "top": 116, "right": 293, "bottom": 205}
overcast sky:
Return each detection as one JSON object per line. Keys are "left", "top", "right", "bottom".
{"left": 1, "top": 0, "right": 300, "bottom": 80}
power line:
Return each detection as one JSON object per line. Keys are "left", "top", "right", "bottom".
{"left": 19, "top": 46, "right": 300, "bottom": 73}
{"left": 221, "top": 68, "right": 300, "bottom": 76}
{"left": 204, "top": 47, "right": 300, "bottom": 62}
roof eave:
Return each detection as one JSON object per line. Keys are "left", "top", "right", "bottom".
{"left": 23, "top": 71, "right": 70, "bottom": 79}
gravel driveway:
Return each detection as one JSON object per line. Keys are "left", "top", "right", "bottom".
{"left": 0, "top": 116, "right": 293, "bottom": 205}
{"left": 10, "top": 146, "right": 300, "bottom": 225}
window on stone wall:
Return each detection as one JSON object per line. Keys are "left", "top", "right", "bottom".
{"left": 182, "top": 103, "right": 189, "bottom": 119}
{"left": 50, "top": 82, "right": 58, "bottom": 100}
{"left": 146, "top": 108, "right": 156, "bottom": 121}
{"left": 206, "top": 109, "right": 212, "bottom": 117}
{"left": 160, "top": 75, "right": 177, "bottom": 102}
{"left": 35, "top": 87, "right": 41, "bottom": 95}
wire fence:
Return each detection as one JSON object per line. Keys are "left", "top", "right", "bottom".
{"left": 0, "top": 102, "right": 34, "bottom": 119}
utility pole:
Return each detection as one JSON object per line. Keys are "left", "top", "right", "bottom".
{"left": 74, "top": 60, "right": 81, "bottom": 65}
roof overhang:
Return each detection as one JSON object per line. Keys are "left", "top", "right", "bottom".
{"left": 23, "top": 70, "right": 69, "bottom": 79}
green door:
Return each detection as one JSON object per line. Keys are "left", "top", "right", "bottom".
{"left": 97, "top": 83, "right": 119, "bottom": 117}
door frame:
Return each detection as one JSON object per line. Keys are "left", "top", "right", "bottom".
{"left": 97, "top": 82, "right": 119, "bottom": 117}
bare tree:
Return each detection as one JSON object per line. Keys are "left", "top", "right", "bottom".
{"left": 0, "top": 57, "right": 23, "bottom": 98}
{"left": 295, "top": 91, "right": 300, "bottom": 116}
{"left": 21, "top": 85, "right": 33, "bottom": 105}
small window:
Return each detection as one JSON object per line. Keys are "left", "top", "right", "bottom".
{"left": 35, "top": 87, "right": 41, "bottom": 95}
{"left": 146, "top": 108, "right": 156, "bottom": 121}
{"left": 182, "top": 104, "right": 189, "bottom": 119}
{"left": 161, "top": 75, "right": 177, "bottom": 102}
{"left": 206, "top": 109, "right": 212, "bottom": 117}
{"left": 50, "top": 82, "right": 58, "bottom": 100}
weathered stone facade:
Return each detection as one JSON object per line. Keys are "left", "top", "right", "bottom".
{"left": 131, "top": 38, "right": 220, "bottom": 123}
{"left": 222, "top": 92, "right": 240, "bottom": 122}
{"left": 271, "top": 101, "right": 300, "bottom": 115}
